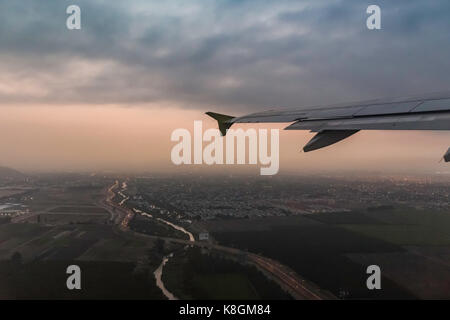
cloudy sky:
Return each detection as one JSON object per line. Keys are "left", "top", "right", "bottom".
{"left": 1, "top": 0, "right": 450, "bottom": 173}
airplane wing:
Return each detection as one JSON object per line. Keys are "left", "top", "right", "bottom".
{"left": 206, "top": 92, "right": 450, "bottom": 161}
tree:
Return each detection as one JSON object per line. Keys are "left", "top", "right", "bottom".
{"left": 10, "top": 251, "right": 22, "bottom": 266}
{"left": 155, "top": 238, "right": 165, "bottom": 255}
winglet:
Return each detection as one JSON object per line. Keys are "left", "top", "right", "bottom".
{"left": 205, "top": 112, "right": 235, "bottom": 136}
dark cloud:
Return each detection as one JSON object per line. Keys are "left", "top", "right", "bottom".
{"left": 1, "top": 0, "right": 450, "bottom": 112}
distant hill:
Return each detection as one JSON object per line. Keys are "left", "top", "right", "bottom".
{"left": 0, "top": 166, "right": 26, "bottom": 180}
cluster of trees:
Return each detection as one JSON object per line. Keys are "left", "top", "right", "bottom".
{"left": 164, "top": 247, "right": 290, "bottom": 300}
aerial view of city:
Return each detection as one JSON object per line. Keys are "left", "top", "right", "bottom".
{"left": 0, "top": 0, "right": 449, "bottom": 315}
{"left": 1, "top": 168, "right": 449, "bottom": 300}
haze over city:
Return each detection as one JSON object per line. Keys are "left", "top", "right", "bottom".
{"left": 0, "top": 0, "right": 449, "bottom": 304}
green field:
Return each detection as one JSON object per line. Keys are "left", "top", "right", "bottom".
{"left": 340, "top": 224, "right": 450, "bottom": 246}
{"left": 0, "top": 223, "right": 49, "bottom": 241}
{"left": 163, "top": 247, "right": 291, "bottom": 300}
{"left": 192, "top": 273, "right": 258, "bottom": 300}
{"left": 0, "top": 260, "right": 165, "bottom": 299}
{"left": 340, "top": 207, "right": 450, "bottom": 246}
{"left": 48, "top": 206, "right": 109, "bottom": 214}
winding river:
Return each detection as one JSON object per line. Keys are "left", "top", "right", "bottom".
{"left": 156, "top": 217, "right": 195, "bottom": 242}
{"left": 133, "top": 207, "right": 194, "bottom": 299}
{"left": 154, "top": 253, "right": 178, "bottom": 300}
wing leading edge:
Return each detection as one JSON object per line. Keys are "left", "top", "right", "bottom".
{"left": 206, "top": 92, "right": 450, "bottom": 162}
